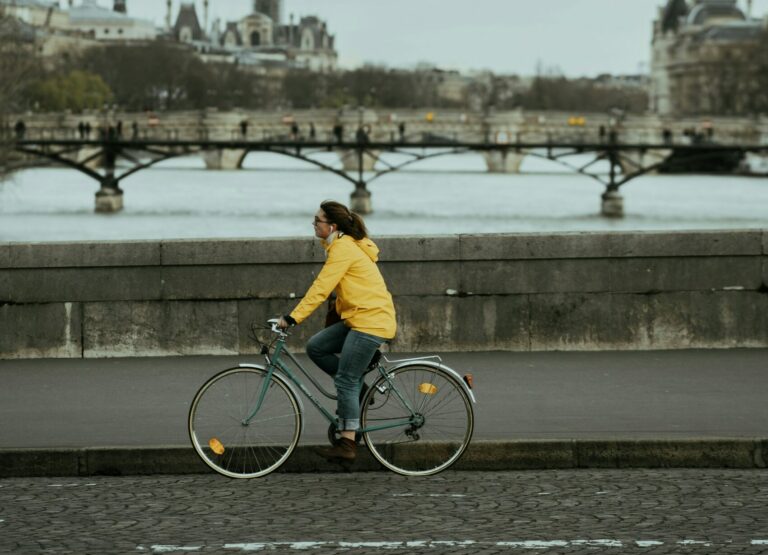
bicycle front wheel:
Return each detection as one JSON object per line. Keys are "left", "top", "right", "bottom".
{"left": 188, "top": 367, "right": 301, "bottom": 479}
{"left": 361, "top": 364, "right": 474, "bottom": 476}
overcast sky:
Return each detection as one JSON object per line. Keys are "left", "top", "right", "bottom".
{"left": 116, "top": 0, "right": 768, "bottom": 76}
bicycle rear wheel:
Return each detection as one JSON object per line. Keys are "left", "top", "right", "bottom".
{"left": 361, "top": 364, "right": 474, "bottom": 476}
{"left": 188, "top": 367, "right": 301, "bottom": 478}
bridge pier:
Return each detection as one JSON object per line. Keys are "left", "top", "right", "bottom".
{"left": 202, "top": 149, "right": 247, "bottom": 170}
{"left": 600, "top": 189, "right": 624, "bottom": 218}
{"left": 95, "top": 179, "right": 124, "bottom": 213}
{"left": 483, "top": 151, "right": 525, "bottom": 173}
{"left": 338, "top": 149, "right": 379, "bottom": 172}
{"left": 350, "top": 183, "right": 372, "bottom": 214}
{"left": 94, "top": 143, "right": 123, "bottom": 213}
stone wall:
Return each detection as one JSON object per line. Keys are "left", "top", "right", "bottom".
{"left": 1, "top": 231, "right": 766, "bottom": 358}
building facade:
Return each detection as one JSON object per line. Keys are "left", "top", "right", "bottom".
{"left": 172, "top": 0, "right": 337, "bottom": 73}
{"left": 0, "top": 0, "right": 156, "bottom": 41}
{"left": 1, "top": 0, "right": 334, "bottom": 72}
{"left": 650, "top": 0, "right": 766, "bottom": 115}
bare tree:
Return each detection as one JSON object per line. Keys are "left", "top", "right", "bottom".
{"left": 0, "top": 14, "right": 40, "bottom": 178}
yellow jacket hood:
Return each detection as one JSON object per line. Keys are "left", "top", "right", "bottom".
{"left": 323, "top": 234, "right": 380, "bottom": 262}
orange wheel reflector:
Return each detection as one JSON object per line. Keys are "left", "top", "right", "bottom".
{"left": 209, "top": 438, "right": 225, "bottom": 455}
{"left": 418, "top": 383, "right": 438, "bottom": 395}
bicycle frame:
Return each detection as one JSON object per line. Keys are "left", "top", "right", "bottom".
{"left": 243, "top": 332, "right": 418, "bottom": 435}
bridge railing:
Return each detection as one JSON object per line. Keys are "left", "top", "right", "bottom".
{"left": 5, "top": 107, "right": 767, "bottom": 147}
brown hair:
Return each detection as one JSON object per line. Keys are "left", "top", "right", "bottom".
{"left": 320, "top": 200, "right": 368, "bottom": 241}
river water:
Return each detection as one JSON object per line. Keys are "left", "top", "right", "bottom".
{"left": 0, "top": 151, "right": 766, "bottom": 242}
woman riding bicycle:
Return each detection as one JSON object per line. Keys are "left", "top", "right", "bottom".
{"left": 278, "top": 200, "right": 396, "bottom": 463}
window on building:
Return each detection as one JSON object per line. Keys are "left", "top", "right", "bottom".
{"left": 251, "top": 31, "right": 261, "bottom": 46}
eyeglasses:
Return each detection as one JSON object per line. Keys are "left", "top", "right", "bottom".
{"left": 312, "top": 218, "right": 330, "bottom": 226}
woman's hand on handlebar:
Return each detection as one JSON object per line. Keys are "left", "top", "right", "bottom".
{"left": 276, "top": 315, "right": 296, "bottom": 330}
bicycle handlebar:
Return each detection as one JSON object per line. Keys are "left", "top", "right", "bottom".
{"left": 266, "top": 318, "right": 288, "bottom": 337}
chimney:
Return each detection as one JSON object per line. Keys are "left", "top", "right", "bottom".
{"left": 166, "top": 0, "right": 172, "bottom": 31}
{"left": 204, "top": 0, "right": 209, "bottom": 34}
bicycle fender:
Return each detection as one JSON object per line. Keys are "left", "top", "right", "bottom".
{"left": 386, "top": 360, "right": 477, "bottom": 404}
{"left": 238, "top": 363, "right": 306, "bottom": 432}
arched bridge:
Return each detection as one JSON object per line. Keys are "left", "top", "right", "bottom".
{"left": 9, "top": 133, "right": 767, "bottom": 217}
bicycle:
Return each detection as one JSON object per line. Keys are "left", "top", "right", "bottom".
{"left": 188, "top": 319, "right": 476, "bottom": 478}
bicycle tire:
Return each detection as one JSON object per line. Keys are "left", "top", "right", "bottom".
{"left": 361, "top": 363, "right": 474, "bottom": 476}
{"left": 188, "top": 366, "right": 302, "bottom": 479}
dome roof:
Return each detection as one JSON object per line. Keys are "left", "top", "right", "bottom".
{"left": 70, "top": 0, "right": 150, "bottom": 23}
{"left": 687, "top": 0, "right": 746, "bottom": 26}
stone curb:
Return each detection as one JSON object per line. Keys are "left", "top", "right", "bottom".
{"left": 1, "top": 439, "right": 766, "bottom": 478}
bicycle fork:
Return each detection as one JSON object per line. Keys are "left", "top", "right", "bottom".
{"left": 243, "top": 365, "right": 279, "bottom": 425}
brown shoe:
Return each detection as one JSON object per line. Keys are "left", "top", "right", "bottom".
{"left": 315, "top": 437, "right": 357, "bottom": 462}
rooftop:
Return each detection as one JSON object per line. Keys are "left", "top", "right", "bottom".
{"left": 0, "top": 0, "right": 59, "bottom": 7}
{"left": 69, "top": 0, "right": 152, "bottom": 24}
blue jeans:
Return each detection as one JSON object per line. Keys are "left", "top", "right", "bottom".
{"left": 306, "top": 322, "right": 385, "bottom": 431}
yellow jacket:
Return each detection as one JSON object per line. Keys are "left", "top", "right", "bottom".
{"left": 290, "top": 234, "right": 397, "bottom": 339}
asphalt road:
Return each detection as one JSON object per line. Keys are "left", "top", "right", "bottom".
{"left": 1, "top": 469, "right": 767, "bottom": 554}
{"left": 1, "top": 349, "right": 767, "bottom": 449}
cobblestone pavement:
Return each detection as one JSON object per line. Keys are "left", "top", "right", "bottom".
{"left": 1, "top": 469, "right": 767, "bottom": 554}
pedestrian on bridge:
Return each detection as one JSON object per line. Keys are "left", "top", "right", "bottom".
{"left": 356, "top": 125, "right": 370, "bottom": 144}
{"left": 278, "top": 201, "right": 397, "bottom": 464}
{"left": 14, "top": 120, "right": 26, "bottom": 139}
{"left": 332, "top": 123, "right": 343, "bottom": 143}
